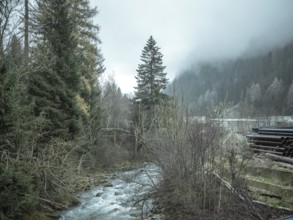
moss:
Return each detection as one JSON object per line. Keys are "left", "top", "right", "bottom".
{"left": 0, "top": 166, "right": 37, "bottom": 220}
{"left": 54, "top": 192, "right": 79, "bottom": 207}
{"left": 75, "top": 94, "right": 90, "bottom": 117}
{"left": 246, "top": 162, "right": 293, "bottom": 173}
{"left": 246, "top": 174, "right": 293, "bottom": 189}
{"left": 250, "top": 189, "right": 286, "bottom": 209}
{"left": 22, "top": 211, "right": 54, "bottom": 220}
{"left": 257, "top": 195, "right": 283, "bottom": 207}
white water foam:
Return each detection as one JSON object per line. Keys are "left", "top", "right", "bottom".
{"left": 59, "top": 163, "right": 161, "bottom": 220}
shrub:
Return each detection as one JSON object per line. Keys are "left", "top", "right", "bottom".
{"left": 0, "top": 165, "right": 37, "bottom": 220}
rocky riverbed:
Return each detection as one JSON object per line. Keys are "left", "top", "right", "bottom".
{"left": 58, "top": 163, "right": 164, "bottom": 220}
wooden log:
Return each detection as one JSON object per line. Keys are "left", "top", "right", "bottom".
{"left": 255, "top": 127, "right": 293, "bottom": 133}
{"left": 265, "top": 153, "right": 293, "bottom": 164}
{"left": 251, "top": 139, "right": 283, "bottom": 146}
{"left": 252, "top": 149, "right": 284, "bottom": 155}
{"left": 252, "top": 200, "right": 292, "bottom": 212}
{"left": 247, "top": 134, "right": 286, "bottom": 141}
{"left": 258, "top": 131, "right": 293, "bottom": 137}
{"left": 283, "top": 146, "right": 293, "bottom": 157}
{"left": 249, "top": 144, "right": 285, "bottom": 151}
{"left": 212, "top": 172, "right": 244, "bottom": 200}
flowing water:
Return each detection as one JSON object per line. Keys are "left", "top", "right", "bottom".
{"left": 59, "top": 163, "right": 161, "bottom": 220}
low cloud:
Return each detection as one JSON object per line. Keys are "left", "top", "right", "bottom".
{"left": 92, "top": 0, "right": 293, "bottom": 93}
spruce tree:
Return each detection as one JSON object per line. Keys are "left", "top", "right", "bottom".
{"left": 70, "top": 0, "right": 105, "bottom": 124}
{"left": 132, "top": 35, "right": 169, "bottom": 142}
{"left": 0, "top": 35, "right": 34, "bottom": 152}
{"left": 134, "top": 36, "right": 168, "bottom": 111}
{"left": 29, "top": 0, "right": 82, "bottom": 139}
{"left": 29, "top": 0, "right": 104, "bottom": 140}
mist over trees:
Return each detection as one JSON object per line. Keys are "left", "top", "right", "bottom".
{"left": 168, "top": 41, "right": 293, "bottom": 117}
{"left": 1, "top": 0, "right": 293, "bottom": 219}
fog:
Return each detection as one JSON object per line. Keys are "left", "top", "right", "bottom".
{"left": 90, "top": 0, "right": 293, "bottom": 93}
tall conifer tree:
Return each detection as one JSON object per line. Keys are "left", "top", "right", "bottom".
{"left": 70, "top": 0, "right": 105, "bottom": 125}
{"left": 135, "top": 36, "right": 168, "bottom": 110}
{"left": 29, "top": 0, "right": 82, "bottom": 139}
{"left": 29, "top": 0, "right": 104, "bottom": 139}
{"left": 132, "top": 36, "right": 168, "bottom": 153}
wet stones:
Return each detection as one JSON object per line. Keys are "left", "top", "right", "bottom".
{"left": 103, "top": 183, "right": 113, "bottom": 187}
{"left": 95, "top": 192, "right": 103, "bottom": 197}
{"left": 114, "top": 191, "right": 123, "bottom": 196}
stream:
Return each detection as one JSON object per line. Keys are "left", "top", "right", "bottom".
{"left": 59, "top": 163, "right": 162, "bottom": 220}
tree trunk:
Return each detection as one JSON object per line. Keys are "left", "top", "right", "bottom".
{"left": 24, "top": 0, "right": 29, "bottom": 64}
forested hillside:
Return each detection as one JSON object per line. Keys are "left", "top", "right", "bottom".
{"left": 169, "top": 41, "right": 293, "bottom": 117}
{"left": 0, "top": 0, "right": 108, "bottom": 218}
{"left": 0, "top": 1, "right": 170, "bottom": 217}
{"left": 2, "top": 1, "right": 293, "bottom": 219}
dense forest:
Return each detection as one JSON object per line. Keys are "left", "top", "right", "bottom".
{"left": 0, "top": 1, "right": 171, "bottom": 218}
{"left": 1, "top": 1, "right": 293, "bottom": 219}
{"left": 168, "top": 41, "right": 293, "bottom": 117}
{"left": 0, "top": 0, "right": 108, "bottom": 218}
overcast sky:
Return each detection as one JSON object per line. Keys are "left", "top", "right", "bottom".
{"left": 90, "top": 0, "right": 293, "bottom": 94}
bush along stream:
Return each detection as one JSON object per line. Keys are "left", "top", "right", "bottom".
{"left": 58, "top": 163, "right": 163, "bottom": 220}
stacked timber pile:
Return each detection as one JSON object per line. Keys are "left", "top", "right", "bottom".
{"left": 247, "top": 127, "right": 293, "bottom": 158}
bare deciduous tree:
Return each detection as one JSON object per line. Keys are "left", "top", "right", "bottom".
{"left": 0, "top": 0, "right": 22, "bottom": 55}
{"left": 139, "top": 101, "right": 265, "bottom": 219}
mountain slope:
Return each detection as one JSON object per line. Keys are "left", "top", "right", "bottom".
{"left": 168, "top": 41, "right": 293, "bottom": 117}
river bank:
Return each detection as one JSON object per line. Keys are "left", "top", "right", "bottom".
{"left": 23, "top": 161, "right": 151, "bottom": 220}
{"left": 58, "top": 162, "right": 162, "bottom": 219}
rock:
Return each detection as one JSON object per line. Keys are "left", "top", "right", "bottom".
{"left": 151, "top": 214, "right": 161, "bottom": 219}
{"left": 111, "top": 174, "right": 118, "bottom": 179}
{"left": 97, "top": 179, "right": 108, "bottom": 184}
{"left": 129, "top": 208, "right": 139, "bottom": 217}
{"left": 129, "top": 212, "right": 139, "bottom": 218}
{"left": 114, "top": 191, "right": 123, "bottom": 196}
{"left": 96, "top": 192, "right": 102, "bottom": 197}
{"left": 103, "top": 183, "right": 113, "bottom": 187}
{"left": 111, "top": 208, "right": 120, "bottom": 212}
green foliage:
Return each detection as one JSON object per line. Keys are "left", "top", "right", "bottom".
{"left": 28, "top": 66, "right": 79, "bottom": 139}
{"left": 0, "top": 52, "right": 38, "bottom": 152}
{"left": 133, "top": 36, "right": 169, "bottom": 131}
{"left": 0, "top": 165, "right": 37, "bottom": 220}
{"left": 69, "top": 0, "right": 105, "bottom": 135}
{"left": 29, "top": 0, "right": 84, "bottom": 139}
{"left": 29, "top": 0, "right": 104, "bottom": 140}
{"left": 0, "top": 61, "right": 12, "bottom": 146}
{"left": 135, "top": 36, "right": 169, "bottom": 109}
{"left": 0, "top": 0, "right": 105, "bottom": 218}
